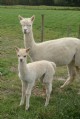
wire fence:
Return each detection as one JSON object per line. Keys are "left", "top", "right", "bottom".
{"left": 41, "top": 15, "right": 80, "bottom": 42}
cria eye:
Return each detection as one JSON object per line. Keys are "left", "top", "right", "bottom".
{"left": 18, "top": 55, "right": 20, "bottom": 57}
{"left": 24, "top": 55, "right": 26, "bottom": 57}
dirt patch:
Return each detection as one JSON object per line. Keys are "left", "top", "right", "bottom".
{"left": 32, "top": 85, "right": 46, "bottom": 97}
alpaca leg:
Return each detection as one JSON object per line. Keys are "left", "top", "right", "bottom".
{"left": 75, "top": 66, "right": 80, "bottom": 80}
{"left": 75, "top": 66, "right": 80, "bottom": 94}
{"left": 60, "top": 62, "right": 76, "bottom": 89}
{"left": 25, "top": 83, "right": 34, "bottom": 110}
{"left": 20, "top": 81, "right": 27, "bottom": 106}
{"left": 45, "top": 82, "right": 52, "bottom": 107}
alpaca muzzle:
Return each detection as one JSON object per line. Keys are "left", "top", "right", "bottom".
{"left": 20, "top": 59, "right": 23, "bottom": 62}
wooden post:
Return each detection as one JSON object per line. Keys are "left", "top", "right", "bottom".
{"left": 78, "top": 25, "right": 80, "bottom": 38}
{"left": 41, "top": 14, "right": 44, "bottom": 42}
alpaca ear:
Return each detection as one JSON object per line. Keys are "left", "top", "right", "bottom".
{"left": 15, "top": 47, "right": 19, "bottom": 52}
{"left": 31, "top": 15, "right": 35, "bottom": 22}
{"left": 18, "top": 15, "right": 24, "bottom": 20}
{"left": 26, "top": 48, "right": 30, "bottom": 52}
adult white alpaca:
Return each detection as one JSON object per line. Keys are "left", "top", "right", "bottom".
{"left": 18, "top": 15, "right": 80, "bottom": 89}
{"left": 16, "top": 47, "right": 56, "bottom": 110}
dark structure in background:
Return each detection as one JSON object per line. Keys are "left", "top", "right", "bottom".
{"left": 0, "top": 0, "right": 80, "bottom": 6}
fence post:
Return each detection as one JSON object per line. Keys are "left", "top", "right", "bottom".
{"left": 78, "top": 25, "right": 80, "bottom": 39}
{"left": 67, "top": 25, "right": 71, "bottom": 37}
{"left": 41, "top": 14, "right": 44, "bottom": 42}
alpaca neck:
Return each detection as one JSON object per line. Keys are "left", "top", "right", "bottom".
{"left": 18, "top": 60, "right": 27, "bottom": 76}
{"left": 24, "top": 30, "right": 36, "bottom": 49}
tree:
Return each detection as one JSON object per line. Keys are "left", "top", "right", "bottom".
{"left": 54, "top": 0, "right": 64, "bottom": 6}
{"left": 0, "top": 0, "right": 80, "bottom": 6}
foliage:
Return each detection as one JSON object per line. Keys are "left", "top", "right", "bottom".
{"left": 0, "top": 0, "right": 80, "bottom": 6}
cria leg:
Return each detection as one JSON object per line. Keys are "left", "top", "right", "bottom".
{"left": 60, "top": 61, "right": 76, "bottom": 89}
{"left": 25, "top": 83, "right": 34, "bottom": 110}
{"left": 20, "top": 81, "right": 27, "bottom": 106}
{"left": 45, "top": 82, "right": 52, "bottom": 107}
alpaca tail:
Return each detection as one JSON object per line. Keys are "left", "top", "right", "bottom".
{"left": 51, "top": 62, "right": 56, "bottom": 70}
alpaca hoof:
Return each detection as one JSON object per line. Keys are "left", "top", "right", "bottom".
{"left": 25, "top": 106, "right": 29, "bottom": 111}
{"left": 19, "top": 102, "right": 24, "bottom": 107}
{"left": 60, "top": 85, "right": 64, "bottom": 89}
{"left": 45, "top": 103, "right": 48, "bottom": 107}
{"left": 19, "top": 104, "right": 23, "bottom": 107}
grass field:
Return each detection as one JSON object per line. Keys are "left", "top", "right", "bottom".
{"left": 0, "top": 6, "right": 80, "bottom": 119}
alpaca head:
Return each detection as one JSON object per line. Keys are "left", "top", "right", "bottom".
{"left": 15, "top": 47, "right": 30, "bottom": 63}
{"left": 18, "top": 15, "right": 35, "bottom": 34}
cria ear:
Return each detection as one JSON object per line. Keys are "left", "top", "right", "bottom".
{"left": 31, "top": 15, "right": 35, "bottom": 22}
{"left": 26, "top": 48, "right": 30, "bottom": 53}
{"left": 15, "top": 47, "right": 19, "bottom": 52}
{"left": 18, "top": 15, "right": 24, "bottom": 20}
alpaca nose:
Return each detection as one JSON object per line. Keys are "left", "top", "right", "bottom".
{"left": 24, "top": 29, "right": 27, "bottom": 33}
{"left": 20, "top": 59, "right": 23, "bottom": 62}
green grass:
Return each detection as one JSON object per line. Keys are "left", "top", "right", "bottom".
{"left": 0, "top": 6, "right": 80, "bottom": 119}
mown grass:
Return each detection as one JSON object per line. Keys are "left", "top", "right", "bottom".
{"left": 0, "top": 6, "right": 80, "bottom": 119}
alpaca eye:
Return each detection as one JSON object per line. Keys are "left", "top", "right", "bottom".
{"left": 24, "top": 55, "right": 26, "bottom": 58}
{"left": 27, "top": 25, "right": 31, "bottom": 27}
{"left": 18, "top": 55, "right": 20, "bottom": 57}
